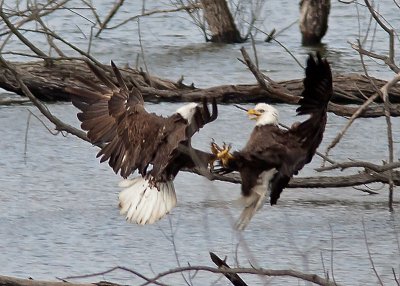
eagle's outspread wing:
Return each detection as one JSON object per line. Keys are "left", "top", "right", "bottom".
{"left": 68, "top": 61, "right": 216, "bottom": 179}
{"left": 67, "top": 61, "right": 218, "bottom": 224}
{"left": 269, "top": 53, "right": 332, "bottom": 205}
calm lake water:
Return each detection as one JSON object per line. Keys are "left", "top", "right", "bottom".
{"left": 1, "top": 1, "right": 400, "bottom": 285}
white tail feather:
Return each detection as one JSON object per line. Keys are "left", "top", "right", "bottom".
{"left": 235, "top": 169, "right": 277, "bottom": 230}
{"left": 118, "top": 179, "right": 137, "bottom": 188}
{"left": 118, "top": 177, "right": 177, "bottom": 225}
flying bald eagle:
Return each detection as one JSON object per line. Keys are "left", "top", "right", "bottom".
{"left": 212, "top": 53, "right": 332, "bottom": 230}
{"left": 67, "top": 61, "right": 217, "bottom": 225}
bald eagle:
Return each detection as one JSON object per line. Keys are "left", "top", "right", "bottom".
{"left": 67, "top": 61, "right": 217, "bottom": 225}
{"left": 212, "top": 53, "right": 332, "bottom": 230}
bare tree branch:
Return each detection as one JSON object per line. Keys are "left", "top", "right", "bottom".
{"left": 95, "top": 0, "right": 125, "bottom": 37}
{"left": 100, "top": 3, "right": 201, "bottom": 31}
{"left": 0, "top": 56, "right": 89, "bottom": 143}
{"left": 316, "top": 160, "right": 400, "bottom": 173}
{"left": 362, "top": 219, "right": 384, "bottom": 286}
{"left": 0, "top": 4, "right": 50, "bottom": 63}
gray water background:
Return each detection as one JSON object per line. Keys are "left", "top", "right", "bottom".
{"left": 1, "top": 1, "right": 400, "bottom": 285}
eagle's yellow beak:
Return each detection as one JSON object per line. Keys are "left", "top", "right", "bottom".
{"left": 247, "top": 109, "right": 261, "bottom": 120}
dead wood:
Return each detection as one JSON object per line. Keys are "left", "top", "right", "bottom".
{"left": 1, "top": 60, "right": 400, "bottom": 117}
{"left": 0, "top": 268, "right": 339, "bottom": 286}
{"left": 0, "top": 275, "right": 98, "bottom": 286}
{"left": 209, "top": 252, "right": 248, "bottom": 286}
{"left": 299, "top": 0, "right": 330, "bottom": 45}
{"left": 200, "top": 0, "right": 244, "bottom": 43}
{"left": 0, "top": 97, "right": 29, "bottom": 105}
{"left": 189, "top": 168, "right": 400, "bottom": 189}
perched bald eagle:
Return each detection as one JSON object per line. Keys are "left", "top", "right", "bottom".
{"left": 212, "top": 53, "right": 332, "bottom": 230}
{"left": 67, "top": 61, "right": 217, "bottom": 225}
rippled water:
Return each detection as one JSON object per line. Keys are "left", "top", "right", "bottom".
{"left": 1, "top": 1, "right": 400, "bottom": 285}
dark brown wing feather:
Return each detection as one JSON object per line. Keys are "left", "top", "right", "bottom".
{"left": 270, "top": 53, "right": 332, "bottom": 204}
{"left": 186, "top": 97, "right": 218, "bottom": 138}
{"left": 67, "top": 61, "right": 217, "bottom": 180}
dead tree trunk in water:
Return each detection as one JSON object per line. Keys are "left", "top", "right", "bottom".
{"left": 201, "top": 0, "right": 244, "bottom": 43}
{"left": 299, "top": 0, "right": 330, "bottom": 45}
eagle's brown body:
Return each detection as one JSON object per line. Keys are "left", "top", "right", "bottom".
{"left": 218, "top": 53, "right": 332, "bottom": 229}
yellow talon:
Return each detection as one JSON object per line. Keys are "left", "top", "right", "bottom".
{"left": 209, "top": 141, "right": 221, "bottom": 170}
{"left": 210, "top": 140, "right": 234, "bottom": 168}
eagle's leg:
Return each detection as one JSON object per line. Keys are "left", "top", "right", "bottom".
{"left": 210, "top": 140, "right": 234, "bottom": 169}
{"left": 209, "top": 140, "right": 221, "bottom": 170}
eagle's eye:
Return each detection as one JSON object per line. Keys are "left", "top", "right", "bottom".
{"left": 258, "top": 109, "right": 265, "bottom": 113}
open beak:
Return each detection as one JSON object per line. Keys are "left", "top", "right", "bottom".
{"left": 233, "top": 105, "right": 261, "bottom": 120}
{"left": 247, "top": 108, "right": 261, "bottom": 120}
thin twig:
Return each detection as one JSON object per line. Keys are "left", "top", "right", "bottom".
{"left": 323, "top": 88, "right": 379, "bottom": 156}
{"left": 0, "top": 5, "right": 50, "bottom": 63}
{"left": 16, "top": 28, "right": 103, "bottom": 66}
{"left": 95, "top": 0, "right": 125, "bottom": 37}
{"left": 0, "top": 0, "right": 68, "bottom": 37}
{"left": 103, "top": 4, "right": 201, "bottom": 31}
{"left": 137, "top": 19, "right": 152, "bottom": 87}
{"left": 362, "top": 219, "right": 384, "bottom": 286}
{"left": 0, "top": 56, "right": 89, "bottom": 143}
{"left": 393, "top": 268, "right": 400, "bottom": 286}
{"left": 23, "top": 111, "right": 31, "bottom": 163}
{"left": 380, "top": 73, "right": 400, "bottom": 211}
{"left": 35, "top": 14, "right": 66, "bottom": 57}
{"left": 328, "top": 224, "right": 336, "bottom": 284}
{"left": 60, "top": 266, "right": 166, "bottom": 286}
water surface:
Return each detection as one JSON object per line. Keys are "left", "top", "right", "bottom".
{"left": 1, "top": 1, "right": 400, "bottom": 285}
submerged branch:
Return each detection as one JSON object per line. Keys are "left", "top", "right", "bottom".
{"left": 1, "top": 60, "right": 400, "bottom": 118}
{"left": 187, "top": 167, "right": 400, "bottom": 189}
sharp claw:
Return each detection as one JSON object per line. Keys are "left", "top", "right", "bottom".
{"left": 211, "top": 142, "right": 219, "bottom": 155}
{"left": 210, "top": 140, "right": 234, "bottom": 169}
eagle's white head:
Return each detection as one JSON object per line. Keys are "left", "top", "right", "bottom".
{"left": 247, "top": 103, "right": 279, "bottom": 126}
{"left": 176, "top": 102, "right": 199, "bottom": 124}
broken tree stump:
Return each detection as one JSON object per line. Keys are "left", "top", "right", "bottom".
{"left": 299, "top": 0, "right": 330, "bottom": 45}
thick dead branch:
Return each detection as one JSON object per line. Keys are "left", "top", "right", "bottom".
{"left": 187, "top": 167, "right": 400, "bottom": 189}
{"left": 287, "top": 171, "right": 400, "bottom": 188}
{"left": 316, "top": 160, "right": 400, "bottom": 173}
{"left": 0, "top": 265, "right": 340, "bottom": 286}
{"left": 0, "top": 275, "right": 96, "bottom": 286}
{"left": 0, "top": 97, "right": 29, "bottom": 105}
{"left": 140, "top": 266, "right": 340, "bottom": 286}
{"left": 1, "top": 60, "right": 400, "bottom": 117}
{"left": 209, "top": 252, "right": 248, "bottom": 286}
{"left": 239, "top": 47, "right": 298, "bottom": 103}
